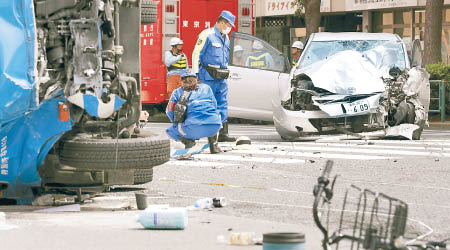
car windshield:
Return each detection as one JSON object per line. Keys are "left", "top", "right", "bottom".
{"left": 299, "top": 40, "right": 406, "bottom": 70}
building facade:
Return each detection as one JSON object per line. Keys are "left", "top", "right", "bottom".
{"left": 255, "top": 0, "right": 450, "bottom": 62}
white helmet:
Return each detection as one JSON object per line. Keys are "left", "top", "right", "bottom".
{"left": 170, "top": 37, "right": 183, "bottom": 46}
{"left": 292, "top": 41, "right": 304, "bottom": 50}
{"left": 234, "top": 45, "right": 244, "bottom": 52}
{"left": 253, "top": 40, "right": 264, "bottom": 50}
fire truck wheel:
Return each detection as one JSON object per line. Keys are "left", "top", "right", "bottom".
{"left": 59, "top": 133, "right": 170, "bottom": 170}
{"left": 141, "top": 0, "right": 158, "bottom": 24}
{"left": 134, "top": 168, "right": 153, "bottom": 185}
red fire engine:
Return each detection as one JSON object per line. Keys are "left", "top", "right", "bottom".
{"left": 140, "top": 0, "right": 254, "bottom": 110}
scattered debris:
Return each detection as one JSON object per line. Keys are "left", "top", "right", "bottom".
{"left": 307, "top": 159, "right": 316, "bottom": 163}
{"left": 137, "top": 206, "right": 188, "bottom": 230}
{"left": 217, "top": 232, "right": 262, "bottom": 245}
{"left": 212, "top": 197, "right": 227, "bottom": 207}
{"left": 135, "top": 193, "right": 148, "bottom": 210}
{"left": 193, "top": 198, "right": 213, "bottom": 209}
{"left": 172, "top": 144, "right": 209, "bottom": 160}
{"left": 32, "top": 194, "right": 55, "bottom": 206}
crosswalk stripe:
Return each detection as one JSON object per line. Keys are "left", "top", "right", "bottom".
{"left": 273, "top": 144, "right": 450, "bottom": 157}
{"left": 193, "top": 154, "right": 305, "bottom": 164}
{"left": 168, "top": 161, "right": 240, "bottom": 167}
{"left": 229, "top": 149, "right": 392, "bottom": 160}
{"left": 221, "top": 141, "right": 450, "bottom": 152}
{"left": 292, "top": 142, "right": 450, "bottom": 152}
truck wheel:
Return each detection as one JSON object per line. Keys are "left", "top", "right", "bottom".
{"left": 59, "top": 134, "right": 170, "bottom": 170}
{"left": 141, "top": 0, "right": 157, "bottom": 24}
{"left": 134, "top": 168, "right": 153, "bottom": 185}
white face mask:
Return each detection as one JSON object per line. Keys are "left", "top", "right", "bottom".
{"left": 223, "top": 26, "right": 231, "bottom": 35}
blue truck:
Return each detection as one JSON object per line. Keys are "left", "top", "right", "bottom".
{"left": 0, "top": 0, "right": 169, "bottom": 204}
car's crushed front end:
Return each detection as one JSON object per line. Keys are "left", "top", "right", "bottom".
{"left": 274, "top": 37, "right": 430, "bottom": 140}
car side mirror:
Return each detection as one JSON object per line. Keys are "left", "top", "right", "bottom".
{"left": 411, "top": 39, "right": 424, "bottom": 68}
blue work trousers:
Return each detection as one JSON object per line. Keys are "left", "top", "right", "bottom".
{"left": 166, "top": 123, "right": 221, "bottom": 141}
{"left": 202, "top": 79, "right": 228, "bottom": 123}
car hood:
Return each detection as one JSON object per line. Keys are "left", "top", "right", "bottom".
{"left": 294, "top": 50, "right": 386, "bottom": 95}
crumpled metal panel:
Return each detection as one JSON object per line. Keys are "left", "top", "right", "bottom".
{"left": 298, "top": 50, "right": 385, "bottom": 95}
{"left": 0, "top": 1, "right": 73, "bottom": 204}
{"left": 0, "top": 96, "right": 73, "bottom": 204}
{"left": 0, "top": 0, "right": 37, "bottom": 123}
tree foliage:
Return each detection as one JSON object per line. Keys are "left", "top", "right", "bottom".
{"left": 293, "top": 0, "right": 305, "bottom": 16}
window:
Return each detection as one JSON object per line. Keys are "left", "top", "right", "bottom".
{"left": 230, "top": 34, "right": 288, "bottom": 73}
{"left": 299, "top": 40, "right": 406, "bottom": 70}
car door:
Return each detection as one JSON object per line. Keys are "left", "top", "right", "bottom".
{"left": 228, "top": 32, "right": 290, "bottom": 121}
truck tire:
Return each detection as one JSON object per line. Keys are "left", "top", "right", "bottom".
{"left": 59, "top": 134, "right": 170, "bottom": 170}
{"left": 141, "top": 0, "right": 157, "bottom": 24}
{"left": 134, "top": 168, "right": 153, "bottom": 184}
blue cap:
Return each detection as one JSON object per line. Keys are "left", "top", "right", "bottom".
{"left": 220, "top": 10, "right": 236, "bottom": 27}
{"left": 181, "top": 69, "right": 197, "bottom": 79}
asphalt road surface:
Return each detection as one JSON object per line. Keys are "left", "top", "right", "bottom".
{"left": 1, "top": 123, "right": 450, "bottom": 250}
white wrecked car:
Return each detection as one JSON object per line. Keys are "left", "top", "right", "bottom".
{"left": 273, "top": 32, "right": 430, "bottom": 140}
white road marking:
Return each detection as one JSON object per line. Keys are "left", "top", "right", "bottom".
{"left": 192, "top": 154, "right": 305, "bottom": 164}
{"left": 229, "top": 149, "right": 392, "bottom": 160}
{"left": 256, "top": 144, "right": 450, "bottom": 157}
{"left": 167, "top": 161, "right": 240, "bottom": 167}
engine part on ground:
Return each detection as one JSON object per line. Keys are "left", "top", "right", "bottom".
{"left": 59, "top": 134, "right": 170, "bottom": 170}
{"left": 141, "top": 0, "right": 158, "bottom": 24}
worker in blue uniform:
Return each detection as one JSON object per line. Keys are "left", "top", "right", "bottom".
{"left": 192, "top": 10, "right": 236, "bottom": 142}
{"left": 166, "top": 70, "right": 222, "bottom": 153}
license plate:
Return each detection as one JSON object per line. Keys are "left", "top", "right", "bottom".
{"left": 344, "top": 100, "right": 370, "bottom": 114}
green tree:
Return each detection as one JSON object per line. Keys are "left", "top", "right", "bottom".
{"left": 294, "top": 0, "right": 321, "bottom": 37}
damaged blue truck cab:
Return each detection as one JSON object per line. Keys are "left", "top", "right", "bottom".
{"left": 0, "top": 0, "right": 170, "bottom": 204}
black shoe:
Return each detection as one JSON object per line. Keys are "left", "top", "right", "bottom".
{"left": 208, "top": 135, "right": 222, "bottom": 154}
{"left": 218, "top": 122, "right": 235, "bottom": 142}
{"left": 179, "top": 137, "right": 196, "bottom": 149}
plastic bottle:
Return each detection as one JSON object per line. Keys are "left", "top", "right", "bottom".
{"left": 193, "top": 198, "right": 213, "bottom": 209}
{"left": 217, "top": 232, "right": 262, "bottom": 245}
{"left": 137, "top": 206, "right": 188, "bottom": 229}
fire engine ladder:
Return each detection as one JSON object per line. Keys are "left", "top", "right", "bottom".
{"left": 162, "top": 0, "right": 180, "bottom": 57}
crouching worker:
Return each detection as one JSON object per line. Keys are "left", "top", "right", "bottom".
{"left": 166, "top": 70, "right": 222, "bottom": 154}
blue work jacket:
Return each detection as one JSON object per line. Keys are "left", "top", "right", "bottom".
{"left": 197, "top": 26, "right": 230, "bottom": 81}
{"left": 166, "top": 83, "right": 221, "bottom": 126}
